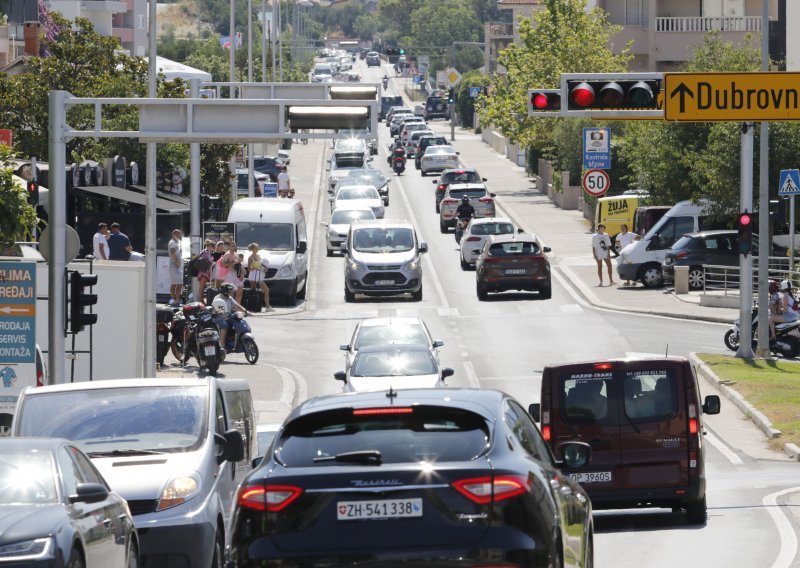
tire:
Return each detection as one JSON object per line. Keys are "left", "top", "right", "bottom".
{"left": 780, "top": 336, "right": 800, "bottom": 358}
{"left": 206, "top": 356, "right": 219, "bottom": 375}
{"left": 287, "top": 279, "right": 298, "bottom": 306}
{"left": 435, "top": 203, "right": 440, "bottom": 214}
{"left": 211, "top": 526, "right": 224, "bottom": 568}
{"left": 66, "top": 547, "right": 85, "bottom": 568}
{"left": 326, "top": 248, "right": 333, "bottom": 257}
{"left": 297, "top": 277, "right": 307, "bottom": 300}
{"left": 639, "top": 263, "right": 663, "bottom": 288}
{"left": 685, "top": 495, "right": 707, "bottom": 525}
{"left": 460, "top": 255, "right": 470, "bottom": 270}
{"left": 127, "top": 540, "right": 139, "bottom": 568}
{"left": 688, "top": 266, "right": 704, "bottom": 290}
{"left": 384, "top": 197, "right": 390, "bottom": 207}
{"left": 243, "top": 338, "right": 259, "bottom": 364}
{"left": 420, "top": 170, "right": 427, "bottom": 177}
{"left": 477, "top": 283, "right": 488, "bottom": 301}
{"left": 344, "top": 287, "right": 355, "bottom": 303}
{"left": 411, "top": 285, "right": 423, "bottom": 302}
{"left": 439, "top": 220, "right": 448, "bottom": 234}
{"left": 723, "top": 329, "right": 739, "bottom": 351}
{"left": 170, "top": 337, "right": 184, "bottom": 362}
{"left": 540, "top": 281, "right": 552, "bottom": 299}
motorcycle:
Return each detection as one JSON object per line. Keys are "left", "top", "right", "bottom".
{"left": 391, "top": 148, "right": 406, "bottom": 175}
{"left": 382, "top": 77, "right": 389, "bottom": 89}
{"left": 156, "top": 305, "right": 177, "bottom": 366}
{"left": 222, "top": 311, "right": 259, "bottom": 364}
{"left": 455, "top": 216, "right": 472, "bottom": 244}
{"left": 179, "top": 302, "right": 225, "bottom": 374}
{"left": 724, "top": 303, "right": 800, "bottom": 358}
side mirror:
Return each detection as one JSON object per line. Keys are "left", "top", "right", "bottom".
{"left": 703, "top": 394, "right": 721, "bottom": 415}
{"left": 216, "top": 429, "right": 245, "bottom": 463}
{"left": 543, "top": 246, "right": 551, "bottom": 253}
{"left": 329, "top": 197, "right": 335, "bottom": 202}
{"left": 320, "top": 221, "right": 329, "bottom": 227}
{"left": 472, "top": 249, "right": 481, "bottom": 255}
{"left": 418, "top": 242, "right": 428, "bottom": 253}
{"left": 489, "top": 193, "right": 496, "bottom": 198}
{"left": 296, "top": 241, "right": 307, "bottom": 254}
{"left": 334, "top": 371, "right": 347, "bottom": 382}
{"left": 339, "top": 344, "right": 350, "bottom": 351}
{"left": 441, "top": 368, "right": 455, "bottom": 379}
{"left": 433, "top": 340, "right": 444, "bottom": 348}
{"left": 482, "top": 178, "right": 487, "bottom": 182}
{"left": 339, "top": 243, "right": 348, "bottom": 253}
{"left": 528, "top": 403, "right": 540, "bottom": 422}
{"left": 557, "top": 441, "right": 592, "bottom": 469}
{"left": 431, "top": 179, "right": 438, "bottom": 184}
{"left": 517, "top": 228, "right": 525, "bottom": 234}
{"left": 326, "top": 163, "right": 331, "bottom": 171}
{"left": 69, "top": 483, "right": 109, "bottom": 504}
{"left": 456, "top": 152, "right": 460, "bottom": 155}
{"left": 251, "top": 456, "right": 264, "bottom": 468}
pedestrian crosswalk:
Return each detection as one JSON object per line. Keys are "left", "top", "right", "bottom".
{"left": 311, "top": 302, "right": 585, "bottom": 320}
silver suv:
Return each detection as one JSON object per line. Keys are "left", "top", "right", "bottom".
{"left": 439, "top": 183, "right": 497, "bottom": 233}
{"left": 341, "top": 219, "right": 428, "bottom": 302}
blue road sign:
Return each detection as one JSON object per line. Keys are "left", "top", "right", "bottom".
{"left": 583, "top": 127, "right": 611, "bottom": 170}
{"left": 469, "top": 86, "right": 481, "bottom": 98}
{"left": 778, "top": 169, "right": 800, "bottom": 196}
{"left": 0, "top": 262, "right": 36, "bottom": 364}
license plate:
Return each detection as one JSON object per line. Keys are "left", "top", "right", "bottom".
{"left": 374, "top": 280, "right": 394, "bottom": 286}
{"left": 204, "top": 346, "right": 216, "bottom": 356}
{"left": 505, "top": 269, "right": 526, "bottom": 275}
{"left": 158, "top": 335, "right": 165, "bottom": 342}
{"left": 569, "top": 471, "right": 612, "bottom": 484}
{"left": 337, "top": 498, "right": 422, "bottom": 521}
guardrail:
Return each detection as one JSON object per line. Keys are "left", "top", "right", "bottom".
{"left": 702, "top": 259, "right": 799, "bottom": 295}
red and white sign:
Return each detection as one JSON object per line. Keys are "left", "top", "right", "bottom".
{"left": 0, "top": 129, "right": 12, "bottom": 147}
{"left": 582, "top": 169, "right": 610, "bottom": 197}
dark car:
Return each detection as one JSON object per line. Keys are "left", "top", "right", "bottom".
{"left": 475, "top": 233, "right": 552, "bottom": 300}
{"left": 432, "top": 168, "right": 487, "bottom": 212}
{"left": 253, "top": 156, "right": 283, "bottom": 181}
{"left": 415, "top": 134, "right": 448, "bottom": 169}
{"left": 424, "top": 94, "right": 449, "bottom": 120}
{"left": 662, "top": 230, "right": 739, "bottom": 290}
{"left": 230, "top": 388, "right": 593, "bottom": 567}
{"left": 365, "top": 51, "right": 381, "bottom": 67}
{"left": 0, "top": 438, "right": 139, "bottom": 567}
{"left": 379, "top": 95, "right": 404, "bottom": 121}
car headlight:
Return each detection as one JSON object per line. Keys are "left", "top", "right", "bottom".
{"left": 349, "top": 260, "right": 366, "bottom": 273}
{"left": 0, "top": 537, "right": 54, "bottom": 560}
{"left": 328, "top": 227, "right": 338, "bottom": 237}
{"left": 405, "top": 259, "right": 420, "bottom": 271}
{"left": 277, "top": 264, "right": 295, "bottom": 278}
{"left": 157, "top": 474, "right": 201, "bottom": 511}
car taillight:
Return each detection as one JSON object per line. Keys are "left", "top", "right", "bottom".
{"left": 353, "top": 407, "right": 414, "bottom": 416}
{"left": 465, "top": 236, "right": 481, "bottom": 242}
{"left": 36, "top": 368, "right": 43, "bottom": 387}
{"left": 478, "top": 197, "right": 493, "bottom": 203}
{"left": 675, "top": 250, "right": 689, "bottom": 260}
{"left": 594, "top": 362, "right": 613, "bottom": 370}
{"left": 442, "top": 199, "right": 457, "bottom": 205}
{"left": 437, "top": 184, "right": 446, "bottom": 192}
{"left": 542, "top": 424, "right": 551, "bottom": 441}
{"left": 237, "top": 484, "right": 303, "bottom": 512}
{"left": 688, "top": 417, "right": 698, "bottom": 435}
{"left": 452, "top": 475, "right": 529, "bottom": 504}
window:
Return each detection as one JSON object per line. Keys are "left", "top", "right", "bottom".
{"left": 625, "top": 0, "right": 648, "bottom": 25}
{"left": 488, "top": 242, "right": 540, "bottom": 256}
{"left": 224, "top": 390, "right": 254, "bottom": 464}
{"left": 560, "top": 375, "right": 613, "bottom": 425}
{"left": 623, "top": 370, "right": 678, "bottom": 421}
{"left": 651, "top": 216, "right": 694, "bottom": 250}
{"left": 704, "top": 235, "right": 734, "bottom": 252}
{"left": 504, "top": 401, "right": 550, "bottom": 461}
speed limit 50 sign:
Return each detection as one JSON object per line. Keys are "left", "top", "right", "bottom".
{"left": 582, "top": 169, "right": 610, "bottom": 197}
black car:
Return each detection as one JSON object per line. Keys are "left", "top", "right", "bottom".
{"left": 433, "top": 168, "right": 487, "bottom": 212}
{"left": 662, "top": 230, "right": 739, "bottom": 290}
{"left": 253, "top": 156, "right": 283, "bottom": 181}
{"left": 365, "top": 51, "right": 381, "bottom": 67}
{"left": 0, "top": 438, "right": 138, "bottom": 567}
{"left": 424, "top": 94, "right": 449, "bottom": 120}
{"left": 230, "top": 388, "right": 593, "bottom": 567}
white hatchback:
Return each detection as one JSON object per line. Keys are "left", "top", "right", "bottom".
{"left": 420, "top": 145, "right": 459, "bottom": 176}
{"left": 459, "top": 217, "right": 520, "bottom": 269}
{"left": 330, "top": 185, "right": 385, "bottom": 218}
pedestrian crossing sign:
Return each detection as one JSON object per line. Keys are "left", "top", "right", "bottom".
{"left": 779, "top": 169, "right": 800, "bottom": 196}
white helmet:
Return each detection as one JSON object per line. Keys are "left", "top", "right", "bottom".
{"left": 212, "top": 297, "right": 228, "bottom": 314}
{"left": 780, "top": 280, "right": 794, "bottom": 292}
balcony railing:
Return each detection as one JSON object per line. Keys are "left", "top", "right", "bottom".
{"left": 655, "top": 16, "right": 761, "bottom": 33}
{"left": 487, "top": 22, "right": 513, "bottom": 39}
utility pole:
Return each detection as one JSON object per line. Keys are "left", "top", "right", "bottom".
{"left": 755, "top": 0, "right": 771, "bottom": 358}
{"left": 144, "top": 0, "right": 158, "bottom": 377}
{"left": 247, "top": 0, "right": 255, "bottom": 198}
{"left": 737, "top": 122, "right": 755, "bottom": 359}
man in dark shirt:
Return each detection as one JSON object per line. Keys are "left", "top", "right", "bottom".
{"left": 107, "top": 222, "right": 133, "bottom": 260}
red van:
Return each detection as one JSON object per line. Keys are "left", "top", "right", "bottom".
{"left": 529, "top": 357, "right": 720, "bottom": 524}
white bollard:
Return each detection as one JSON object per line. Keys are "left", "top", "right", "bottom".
{"left": 674, "top": 265, "right": 689, "bottom": 295}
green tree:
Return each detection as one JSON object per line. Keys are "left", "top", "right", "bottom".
{"left": 0, "top": 145, "right": 38, "bottom": 249}
{"left": 455, "top": 71, "right": 490, "bottom": 127}
{"left": 410, "top": 2, "right": 483, "bottom": 52}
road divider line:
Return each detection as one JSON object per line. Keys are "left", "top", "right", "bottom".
{"left": 703, "top": 429, "right": 743, "bottom": 465}
{"left": 764, "top": 487, "right": 800, "bottom": 568}
{"left": 462, "top": 359, "right": 480, "bottom": 389}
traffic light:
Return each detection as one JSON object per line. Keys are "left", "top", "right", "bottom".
{"left": 399, "top": 48, "right": 405, "bottom": 55}
{"left": 69, "top": 270, "right": 98, "bottom": 333}
{"left": 26, "top": 180, "right": 39, "bottom": 205}
{"left": 527, "top": 89, "right": 561, "bottom": 116}
{"left": 561, "top": 73, "right": 663, "bottom": 117}
{"left": 737, "top": 211, "right": 753, "bottom": 256}
{"left": 448, "top": 88, "right": 455, "bottom": 104}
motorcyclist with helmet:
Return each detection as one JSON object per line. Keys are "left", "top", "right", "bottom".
{"left": 769, "top": 279, "right": 799, "bottom": 344}
{"left": 455, "top": 195, "right": 475, "bottom": 243}
{"left": 213, "top": 282, "right": 248, "bottom": 349}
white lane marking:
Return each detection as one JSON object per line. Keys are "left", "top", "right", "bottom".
{"left": 393, "top": 158, "right": 451, "bottom": 310}
{"left": 558, "top": 303, "right": 584, "bottom": 313}
{"left": 462, "top": 359, "right": 480, "bottom": 388}
{"left": 438, "top": 307, "right": 460, "bottom": 317}
{"left": 703, "top": 430, "right": 743, "bottom": 465}
{"left": 764, "top": 487, "right": 800, "bottom": 568}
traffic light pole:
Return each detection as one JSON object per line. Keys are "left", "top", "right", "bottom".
{"left": 189, "top": 80, "right": 202, "bottom": 302}
{"left": 47, "top": 91, "right": 67, "bottom": 384}
{"left": 736, "top": 122, "right": 755, "bottom": 359}
{"left": 755, "top": 0, "right": 771, "bottom": 358}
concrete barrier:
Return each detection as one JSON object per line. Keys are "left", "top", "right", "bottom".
{"left": 674, "top": 266, "right": 689, "bottom": 294}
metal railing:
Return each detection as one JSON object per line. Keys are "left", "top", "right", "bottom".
{"left": 655, "top": 16, "right": 761, "bottom": 33}
{"left": 702, "top": 258, "right": 798, "bottom": 295}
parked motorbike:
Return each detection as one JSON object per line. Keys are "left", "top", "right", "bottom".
{"left": 156, "top": 305, "right": 176, "bottom": 366}
{"left": 222, "top": 311, "right": 259, "bottom": 364}
{"left": 724, "top": 303, "right": 800, "bottom": 358}
{"left": 179, "top": 302, "right": 225, "bottom": 374}
{"left": 391, "top": 148, "right": 406, "bottom": 175}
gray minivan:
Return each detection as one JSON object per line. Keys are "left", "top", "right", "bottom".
{"left": 12, "top": 377, "right": 257, "bottom": 567}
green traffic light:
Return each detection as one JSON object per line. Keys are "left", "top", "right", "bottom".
{"left": 399, "top": 49, "right": 405, "bottom": 55}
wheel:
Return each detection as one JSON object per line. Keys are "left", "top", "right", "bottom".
{"left": 420, "top": 170, "right": 427, "bottom": 177}
{"left": 435, "top": 203, "right": 440, "bottom": 214}
{"left": 460, "top": 255, "right": 470, "bottom": 270}
{"left": 411, "top": 285, "right": 423, "bottom": 301}
{"left": 206, "top": 357, "right": 219, "bottom": 375}
{"left": 243, "top": 338, "right": 259, "bottom": 364}
{"left": 384, "top": 197, "right": 390, "bottom": 207}
{"left": 780, "top": 336, "right": 800, "bottom": 358}
{"left": 170, "top": 337, "right": 185, "bottom": 362}
{"left": 127, "top": 540, "right": 139, "bottom": 568}
{"left": 211, "top": 526, "right": 224, "bottom": 568}
{"left": 66, "top": 547, "right": 85, "bottom": 568}
{"left": 688, "top": 266, "right": 704, "bottom": 290}
{"left": 477, "top": 283, "right": 488, "bottom": 301}
{"left": 639, "top": 263, "right": 663, "bottom": 288}
{"left": 439, "top": 220, "right": 448, "bottom": 234}
{"left": 287, "top": 279, "right": 298, "bottom": 306}
{"left": 297, "top": 277, "right": 307, "bottom": 300}
{"left": 344, "top": 287, "right": 355, "bottom": 303}
{"left": 326, "top": 248, "right": 333, "bottom": 257}
{"left": 723, "top": 329, "right": 739, "bottom": 351}
{"left": 540, "top": 281, "right": 552, "bottom": 299}
{"left": 685, "top": 495, "right": 707, "bottom": 525}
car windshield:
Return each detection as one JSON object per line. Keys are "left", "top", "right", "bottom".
{"left": 335, "top": 139, "right": 366, "bottom": 152}
{"left": 276, "top": 406, "right": 489, "bottom": 466}
{"left": 347, "top": 170, "right": 387, "bottom": 186}
{"left": 352, "top": 227, "right": 415, "bottom": 253}
{"left": 428, "top": 146, "right": 455, "bottom": 155}
{"left": 313, "top": 68, "right": 332, "bottom": 76}
{"left": 331, "top": 209, "right": 375, "bottom": 224}
{"left": 671, "top": 235, "right": 694, "bottom": 251}
{"left": 236, "top": 222, "right": 294, "bottom": 251}
{"left": 443, "top": 171, "right": 480, "bottom": 183}
{"left": 488, "top": 241, "right": 540, "bottom": 256}
{"left": 471, "top": 222, "right": 514, "bottom": 236}
{"left": 354, "top": 323, "right": 429, "bottom": 349}
{"left": 448, "top": 189, "right": 486, "bottom": 199}
{"left": 16, "top": 386, "right": 209, "bottom": 454}
{"left": 338, "top": 187, "right": 379, "bottom": 200}
{"left": 0, "top": 451, "right": 58, "bottom": 505}
{"left": 351, "top": 349, "right": 437, "bottom": 377}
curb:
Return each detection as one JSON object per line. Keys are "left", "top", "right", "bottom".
{"left": 688, "top": 352, "right": 800, "bottom": 461}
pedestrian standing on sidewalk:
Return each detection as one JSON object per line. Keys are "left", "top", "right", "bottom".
{"left": 615, "top": 224, "right": 638, "bottom": 286}
{"left": 246, "top": 242, "right": 274, "bottom": 312}
{"left": 92, "top": 222, "right": 110, "bottom": 260}
{"left": 168, "top": 229, "right": 183, "bottom": 305}
{"left": 107, "top": 222, "right": 133, "bottom": 261}
{"left": 592, "top": 224, "right": 615, "bottom": 286}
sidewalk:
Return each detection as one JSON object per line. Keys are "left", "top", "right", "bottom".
{"left": 429, "top": 124, "right": 739, "bottom": 324}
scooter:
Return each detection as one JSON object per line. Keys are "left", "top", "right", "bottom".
{"left": 455, "top": 216, "right": 472, "bottom": 244}
{"left": 724, "top": 303, "right": 800, "bottom": 358}
{"left": 391, "top": 148, "right": 406, "bottom": 175}
{"left": 382, "top": 77, "right": 389, "bottom": 90}
{"left": 222, "top": 311, "right": 259, "bottom": 364}
{"left": 180, "top": 302, "right": 225, "bottom": 374}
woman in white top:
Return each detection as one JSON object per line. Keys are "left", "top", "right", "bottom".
{"left": 246, "top": 243, "right": 274, "bottom": 312}
{"left": 591, "top": 224, "right": 615, "bottom": 286}
{"left": 615, "top": 224, "right": 638, "bottom": 286}
{"left": 769, "top": 280, "right": 799, "bottom": 341}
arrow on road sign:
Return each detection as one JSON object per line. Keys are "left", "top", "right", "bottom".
{"left": 0, "top": 305, "right": 35, "bottom": 316}
{"left": 669, "top": 82, "right": 694, "bottom": 114}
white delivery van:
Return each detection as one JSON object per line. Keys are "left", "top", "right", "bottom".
{"left": 617, "top": 199, "right": 718, "bottom": 287}
{"left": 227, "top": 199, "right": 308, "bottom": 304}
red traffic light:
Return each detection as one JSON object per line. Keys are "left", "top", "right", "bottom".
{"left": 738, "top": 213, "right": 752, "bottom": 226}
{"left": 527, "top": 89, "right": 561, "bottom": 115}
{"left": 28, "top": 181, "right": 37, "bottom": 192}
{"left": 532, "top": 93, "right": 549, "bottom": 109}
{"left": 570, "top": 82, "right": 595, "bottom": 108}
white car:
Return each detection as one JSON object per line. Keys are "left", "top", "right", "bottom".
{"left": 330, "top": 184, "right": 385, "bottom": 218}
{"left": 323, "top": 206, "right": 376, "bottom": 256}
{"left": 420, "top": 145, "right": 460, "bottom": 176}
{"left": 405, "top": 130, "right": 434, "bottom": 158}
{"left": 400, "top": 122, "right": 429, "bottom": 145}
{"left": 459, "top": 217, "right": 520, "bottom": 269}
{"left": 334, "top": 344, "right": 453, "bottom": 393}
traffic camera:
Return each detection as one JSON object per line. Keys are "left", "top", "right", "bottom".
{"left": 560, "top": 73, "right": 663, "bottom": 117}
{"left": 68, "top": 270, "right": 98, "bottom": 333}
{"left": 527, "top": 89, "right": 561, "bottom": 116}
{"left": 736, "top": 211, "right": 753, "bottom": 256}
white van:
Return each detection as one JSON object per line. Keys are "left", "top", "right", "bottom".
{"left": 227, "top": 199, "right": 308, "bottom": 304}
{"left": 617, "top": 200, "right": 715, "bottom": 287}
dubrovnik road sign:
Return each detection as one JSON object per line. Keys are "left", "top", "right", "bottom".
{"left": 664, "top": 72, "right": 800, "bottom": 121}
